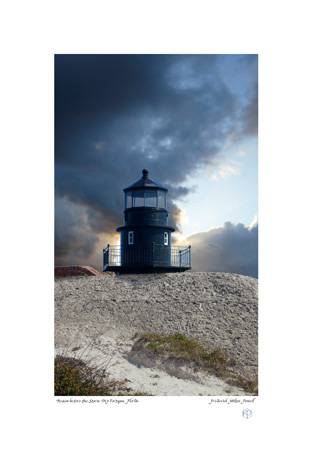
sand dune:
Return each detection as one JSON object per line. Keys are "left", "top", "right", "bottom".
{"left": 55, "top": 272, "right": 258, "bottom": 396}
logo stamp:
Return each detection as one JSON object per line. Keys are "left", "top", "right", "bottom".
{"left": 242, "top": 408, "right": 252, "bottom": 419}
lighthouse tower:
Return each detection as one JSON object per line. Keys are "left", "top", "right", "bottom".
{"left": 103, "top": 169, "right": 191, "bottom": 274}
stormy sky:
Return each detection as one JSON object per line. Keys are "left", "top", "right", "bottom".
{"left": 55, "top": 54, "right": 258, "bottom": 277}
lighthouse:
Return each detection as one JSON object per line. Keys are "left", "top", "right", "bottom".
{"left": 103, "top": 169, "right": 191, "bottom": 274}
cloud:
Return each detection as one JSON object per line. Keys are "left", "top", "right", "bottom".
{"left": 55, "top": 196, "right": 119, "bottom": 268}
{"left": 247, "top": 215, "right": 258, "bottom": 230}
{"left": 206, "top": 161, "right": 240, "bottom": 180}
{"left": 239, "top": 81, "right": 258, "bottom": 138}
{"left": 55, "top": 54, "right": 258, "bottom": 267}
{"left": 235, "top": 150, "right": 247, "bottom": 157}
{"left": 187, "top": 219, "right": 258, "bottom": 278}
{"left": 219, "top": 164, "right": 240, "bottom": 179}
{"left": 55, "top": 197, "right": 99, "bottom": 261}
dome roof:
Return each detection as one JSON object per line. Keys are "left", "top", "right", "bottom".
{"left": 123, "top": 169, "right": 168, "bottom": 191}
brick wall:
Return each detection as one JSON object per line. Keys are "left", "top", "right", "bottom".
{"left": 54, "top": 266, "right": 109, "bottom": 277}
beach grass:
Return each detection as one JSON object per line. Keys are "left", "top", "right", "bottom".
{"left": 137, "top": 333, "right": 258, "bottom": 394}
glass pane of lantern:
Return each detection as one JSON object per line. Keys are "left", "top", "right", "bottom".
{"left": 158, "top": 191, "right": 166, "bottom": 208}
{"left": 125, "top": 192, "right": 132, "bottom": 208}
{"left": 133, "top": 189, "right": 145, "bottom": 207}
{"left": 145, "top": 190, "right": 157, "bottom": 207}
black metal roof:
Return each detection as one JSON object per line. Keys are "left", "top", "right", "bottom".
{"left": 123, "top": 169, "right": 168, "bottom": 192}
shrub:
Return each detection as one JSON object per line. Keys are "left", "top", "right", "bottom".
{"left": 55, "top": 356, "right": 112, "bottom": 396}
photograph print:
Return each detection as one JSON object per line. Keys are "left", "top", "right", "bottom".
{"left": 54, "top": 54, "right": 258, "bottom": 397}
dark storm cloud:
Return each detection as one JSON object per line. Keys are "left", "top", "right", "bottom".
{"left": 187, "top": 219, "right": 258, "bottom": 278}
{"left": 55, "top": 197, "right": 98, "bottom": 259}
{"left": 55, "top": 54, "right": 258, "bottom": 266}
{"left": 241, "top": 81, "right": 258, "bottom": 137}
{"left": 55, "top": 55, "right": 174, "bottom": 125}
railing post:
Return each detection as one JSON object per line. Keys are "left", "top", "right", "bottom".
{"left": 103, "top": 244, "right": 110, "bottom": 271}
{"left": 152, "top": 242, "right": 155, "bottom": 265}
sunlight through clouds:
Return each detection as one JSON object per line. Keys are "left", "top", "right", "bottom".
{"left": 206, "top": 161, "right": 240, "bottom": 180}
{"left": 219, "top": 164, "right": 240, "bottom": 179}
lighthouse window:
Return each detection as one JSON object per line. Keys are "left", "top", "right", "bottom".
{"left": 158, "top": 191, "right": 166, "bottom": 208}
{"left": 125, "top": 192, "right": 132, "bottom": 208}
{"left": 145, "top": 190, "right": 157, "bottom": 207}
{"left": 128, "top": 231, "right": 134, "bottom": 244}
{"left": 164, "top": 232, "right": 169, "bottom": 245}
{"left": 133, "top": 190, "right": 145, "bottom": 207}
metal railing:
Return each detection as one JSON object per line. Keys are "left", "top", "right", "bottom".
{"left": 103, "top": 244, "right": 191, "bottom": 270}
